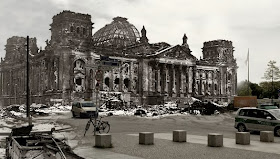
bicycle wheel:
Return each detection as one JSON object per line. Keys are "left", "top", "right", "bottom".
{"left": 98, "top": 122, "right": 110, "bottom": 134}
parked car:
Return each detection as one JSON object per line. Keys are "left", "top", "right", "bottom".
{"left": 235, "top": 107, "right": 280, "bottom": 136}
{"left": 134, "top": 109, "right": 147, "bottom": 117}
{"left": 71, "top": 101, "right": 97, "bottom": 118}
{"left": 258, "top": 104, "right": 278, "bottom": 109}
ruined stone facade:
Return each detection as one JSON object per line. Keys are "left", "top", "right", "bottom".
{"left": 0, "top": 10, "right": 238, "bottom": 106}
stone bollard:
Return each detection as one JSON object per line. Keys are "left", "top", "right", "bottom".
{"left": 236, "top": 132, "right": 250, "bottom": 145}
{"left": 260, "top": 131, "right": 274, "bottom": 142}
{"left": 95, "top": 134, "right": 112, "bottom": 148}
{"left": 139, "top": 132, "right": 154, "bottom": 145}
{"left": 173, "top": 130, "right": 187, "bottom": 142}
{"left": 208, "top": 133, "right": 223, "bottom": 147}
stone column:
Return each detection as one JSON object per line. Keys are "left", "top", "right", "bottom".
{"left": 168, "top": 65, "right": 173, "bottom": 96}
{"left": 139, "top": 59, "right": 149, "bottom": 105}
{"left": 172, "top": 65, "right": 176, "bottom": 96}
{"left": 188, "top": 67, "right": 193, "bottom": 94}
{"left": 156, "top": 64, "right": 161, "bottom": 93}
{"left": 119, "top": 61, "right": 123, "bottom": 92}
{"left": 3, "top": 71, "right": 6, "bottom": 95}
{"left": 151, "top": 64, "right": 156, "bottom": 93}
{"left": 180, "top": 66, "right": 185, "bottom": 97}
{"left": 234, "top": 70, "right": 238, "bottom": 95}
{"left": 183, "top": 67, "right": 188, "bottom": 95}
{"left": 0, "top": 71, "right": 2, "bottom": 96}
{"left": 110, "top": 69, "right": 114, "bottom": 92}
{"left": 160, "top": 64, "right": 166, "bottom": 94}
{"left": 9, "top": 70, "right": 11, "bottom": 96}
{"left": 175, "top": 66, "right": 180, "bottom": 97}
{"left": 165, "top": 64, "right": 169, "bottom": 94}
{"left": 148, "top": 64, "right": 154, "bottom": 93}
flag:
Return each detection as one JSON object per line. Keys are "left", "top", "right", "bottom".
{"left": 245, "top": 49, "right": 249, "bottom": 65}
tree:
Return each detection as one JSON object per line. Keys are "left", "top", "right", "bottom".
{"left": 249, "top": 82, "right": 263, "bottom": 98}
{"left": 263, "top": 61, "right": 280, "bottom": 101}
{"left": 237, "top": 80, "right": 252, "bottom": 96}
{"left": 260, "top": 81, "right": 280, "bottom": 99}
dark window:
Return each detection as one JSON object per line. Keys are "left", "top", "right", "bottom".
{"left": 83, "top": 28, "right": 86, "bottom": 35}
{"left": 105, "top": 77, "right": 110, "bottom": 87}
{"left": 114, "top": 78, "right": 119, "bottom": 84}
{"left": 70, "top": 26, "right": 74, "bottom": 32}
{"left": 247, "top": 109, "right": 257, "bottom": 118}
{"left": 77, "top": 27, "right": 80, "bottom": 34}
{"left": 257, "top": 110, "right": 273, "bottom": 119}
{"left": 76, "top": 78, "right": 82, "bottom": 85}
{"left": 124, "top": 78, "right": 129, "bottom": 88}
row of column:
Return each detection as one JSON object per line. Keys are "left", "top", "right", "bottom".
{"left": 0, "top": 58, "right": 60, "bottom": 101}
{"left": 148, "top": 63, "right": 194, "bottom": 97}
{"left": 195, "top": 70, "right": 219, "bottom": 96}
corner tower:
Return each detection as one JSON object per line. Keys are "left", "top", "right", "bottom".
{"left": 49, "top": 10, "right": 93, "bottom": 49}
{"left": 4, "top": 36, "right": 38, "bottom": 62}
{"left": 202, "top": 40, "right": 234, "bottom": 64}
{"left": 200, "top": 39, "right": 237, "bottom": 102}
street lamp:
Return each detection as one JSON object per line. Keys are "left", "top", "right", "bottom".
{"left": 26, "top": 36, "right": 32, "bottom": 126}
{"left": 14, "top": 83, "right": 17, "bottom": 104}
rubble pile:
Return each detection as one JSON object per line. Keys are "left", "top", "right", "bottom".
{"left": 0, "top": 103, "right": 71, "bottom": 119}
{"left": 98, "top": 99, "right": 229, "bottom": 117}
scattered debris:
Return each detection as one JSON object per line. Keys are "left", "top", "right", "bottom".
{"left": 6, "top": 125, "right": 83, "bottom": 159}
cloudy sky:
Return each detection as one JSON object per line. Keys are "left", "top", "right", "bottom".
{"left": 1, "top": 0, "right": 280, "bottom": 84}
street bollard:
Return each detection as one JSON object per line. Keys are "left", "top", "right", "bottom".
{"left": 260, "top": 131, "right": 274, "bottom": 142}
{"left": 139, "top": 132, "right": 154, "bottom": 145}
{"left": 236, "top": 132, "right": 250, "bottom": 145}
{"left": 173, "top": 130, "right": 187, "bottom": 142}
{"left": 95, "top": 134, "right": 112, "bottom": 148}
{"left": 208, "top": 133, "right": 223, "bottom": 147}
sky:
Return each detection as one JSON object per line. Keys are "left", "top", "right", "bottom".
{"left": 1, "top": 0, "right": 280, "bottom": 84}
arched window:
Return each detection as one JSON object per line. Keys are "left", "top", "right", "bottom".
{"left": 76, "top": 78, "right": 82, "bottom": 85}
{"left": 105, "top": 77, "right": 110, "bottom": 87}
{"left": 83, "top": 28, "right": 86, "bottom": 35}
{"left": 70, "top": 26, "right": 74, "bottom": 32}
{"left": 114, "top": 78, "right": 119, "bottom": 85}
{"left": 124, "top": 78, "right": 130, "bottom": 88}
{"left": 77, "top": 27, "right": 80, "bottom": 34}
{"left": 74, "top": 59, "right": 85, "bottom": 70}
{"left": 228, "top": 73, "right": 232, "bottom": 81}
{"left": 74, "top": 59, "right": 85, "bottom": 92}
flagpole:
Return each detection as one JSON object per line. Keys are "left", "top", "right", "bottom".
{"left": 248, "top": 48, "right": 250, "bottom": 96}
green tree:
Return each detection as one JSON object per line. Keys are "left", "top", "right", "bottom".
{"left": 249, "top": 82, "right": 263, "bottom": 98}
{"left": 237, "top": 80, "right": 252, "bottom": 96}
{"left": 260, "top": 81, "right": 280, "bottom": 99}
{"left": 262, "top": 61, "right": 280, "bottom": 101}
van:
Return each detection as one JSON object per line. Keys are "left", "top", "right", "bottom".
{"left": 71, "top": 101, "right": 98, "bottom": 118}
{"left": 235, "top": 107, "right": 280, "bottom": 136}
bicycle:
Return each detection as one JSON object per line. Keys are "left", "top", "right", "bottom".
{"left": 84, "top": 116, "right": 110, "bottom": 136}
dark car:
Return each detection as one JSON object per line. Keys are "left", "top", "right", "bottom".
{"left": 134, "top": 109, "right": 147, "bottom": 116}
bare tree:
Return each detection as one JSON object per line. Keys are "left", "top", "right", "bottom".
{"left": 263, "top": 60, "right": 280, "bottom": 102}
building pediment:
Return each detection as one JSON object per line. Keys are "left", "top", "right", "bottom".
{"left": 152, "top": 45, "right": 196, "bottom": 61}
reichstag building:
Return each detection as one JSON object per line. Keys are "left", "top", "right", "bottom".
{"left": 0, "top": 10, "right": 238, "bottom": 106}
